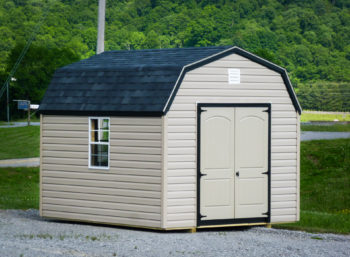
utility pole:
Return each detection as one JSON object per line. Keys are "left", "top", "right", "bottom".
{"left": 6, "top": 82, "right": 9, "bottom": 124}
{"left": 96, "top": 0, "right": 106, "bottom": 54}
{"left": 27, "top": 100, "right": 31, "bottom": 126}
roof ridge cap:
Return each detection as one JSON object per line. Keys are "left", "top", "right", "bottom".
{"left": 103, "top": 45, "right": 231, "bottom": 53}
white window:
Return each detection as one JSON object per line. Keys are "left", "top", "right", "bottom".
{"left": 89, "top": 117, "right": 110, "bottom": 169}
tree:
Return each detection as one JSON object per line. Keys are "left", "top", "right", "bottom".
{"left": 1, "top": 0, "right": 350, "bottom": 113}
{"left": 2, "top": 43, "right": 80, "bottom": 119}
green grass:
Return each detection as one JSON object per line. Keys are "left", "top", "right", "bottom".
{"left": 299, "top": 139, "right": 350, "bottom": 213}
{"left": 14, "top": 116, "right": 40, "bottom": 123}
{"left": 0, "top": 126, "right": 40, "bottom": 160}
{"left": 275, "top": 138, "right": 350, "bottom": 234}
{"left": 0, "top": 121, "right": 15, "bottom": 125}
{"left": 0, "top": 167, "right": 39, "bottom": 209}
{"left": 276, "top": 211, "right": 350, "bottom": 234}
{"left": 301, "top": 112, "right": 350, "bottom": 122}
{"left": 0, "top": 116, "right": 40, "bottom": 125}
{"left": 301, "top": 123, "right": 350, "bottom": 132}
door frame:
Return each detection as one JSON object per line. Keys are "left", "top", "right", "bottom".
{"left": 196, "top": 103, "right": 271, "bottom": 227}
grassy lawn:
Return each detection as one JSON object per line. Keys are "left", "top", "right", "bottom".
{"left": 301, "top": 112, "right": 350, "bottom": 122}
{"left": 0, "top": 116, "right": 40, "bottom": 125}
{"left": 0, "top": 167, "right": 39, "bottom": 209}
{"left": 0, "top": 126, "right": 40, "bottom": 160}
{"left": 0, "top": 121, "right": 15, "bottom": 125}
{"left": 301, "top": 123, "right": 350, "bottom": 132}
{"left": 275, "top": 138, "right": 350, "bottom": 234}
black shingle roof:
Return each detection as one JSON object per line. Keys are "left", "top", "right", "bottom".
{"left": 39, "top": 46, "right": 301, "bottom": 115}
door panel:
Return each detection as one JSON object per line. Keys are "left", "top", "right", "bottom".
{"left": 236, "top": 116, "right": 265, "bottom": 168}
{"left": 200, "top": 108, "right": 235, "bottom": 220}
{"left": 234, "top": 108, "right": 269, "bottom": 218}
{"left": 204, "top": 116, "right": 231, "bottom": 169}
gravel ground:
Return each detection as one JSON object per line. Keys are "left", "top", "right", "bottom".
{"left": 0, "top": 210, "right": 349, "bottom": 257}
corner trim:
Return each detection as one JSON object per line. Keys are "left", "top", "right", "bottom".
{"left": 39, "top": 114, "right": 43, "bottom": 217}
{"left": 160, "top": 115, "right": 168, "bottom": 228}
{"left": 296, "top": 112, "right": 301, "bottom": 221}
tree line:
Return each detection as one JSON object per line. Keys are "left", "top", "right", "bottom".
{"left": 1, "top": 0, "right": 350, "bottom": 119}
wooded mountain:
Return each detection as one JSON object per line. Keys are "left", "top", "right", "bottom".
{"left": 1, "top": 0, "right": 350, "bottom": 115}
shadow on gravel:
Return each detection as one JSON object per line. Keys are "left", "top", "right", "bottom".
{"left": 2, "top": 210, "right": 42, "bottom": 221}
{"left": 41, "top": 216, "right": 256, "bottom": 234}
{"left": 198, "top": 226, "right": 253, "bottom": 233}
{"left": 17, "top": 209, "right": 260, "bottom": 234}
{"left": 41, "top": 217, "right": 171, "bottom": 234}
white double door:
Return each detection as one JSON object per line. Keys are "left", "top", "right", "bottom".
{"left": 200, "top": 107, "right": 269, "bottom": 220}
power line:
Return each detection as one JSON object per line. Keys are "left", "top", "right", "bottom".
{"left": 0, "top": 0, "right": 53, "bottom": 122}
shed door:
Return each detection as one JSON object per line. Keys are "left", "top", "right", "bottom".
{"left": 234, "top": 108, "right": 269, "bottom": 218}
{"left": 199, "top": 106, "right": 269, "bottom": 222}
{"left": 200, "top": 108, "right": 235, "bottom": 220}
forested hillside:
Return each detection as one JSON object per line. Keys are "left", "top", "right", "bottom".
{"left": 1, "top": 0, "right": 350, "bottom": 117}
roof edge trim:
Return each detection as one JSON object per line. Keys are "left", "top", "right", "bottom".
{"left": 39, "top": 110, "right": 164, "bottom": 117}
{"left": 163, "top": 46, "right": 302, "bottom": 114}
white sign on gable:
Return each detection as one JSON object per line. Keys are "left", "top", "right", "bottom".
{"left": 228, "top": 68, "right": 240, "bottom": 84}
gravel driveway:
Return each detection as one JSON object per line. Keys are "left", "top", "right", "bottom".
{"left": 0, "top": 210, "right": 349, "bottom": 257}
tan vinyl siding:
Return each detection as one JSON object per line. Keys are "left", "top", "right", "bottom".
{"left": 41, "top": 115, "right": 162, "bottom": 228}
{"left": 165, "top": 53, "right": 298, "bottom": 228}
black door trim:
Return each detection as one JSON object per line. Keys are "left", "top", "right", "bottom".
{"left": 196, "top": 103, "right": 271, "bottom": 227}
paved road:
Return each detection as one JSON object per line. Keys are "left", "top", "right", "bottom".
{"left": 0, "top": 122, "right": 40, "bottom": 128}
{"left": 0, "top": 158, "right": 40, "bottom": 167}
{"left": 0, "top": 210, "right": 349, "bottom": 257}
{"left": 301, "top": 131, "right": 350, "bottom": 141}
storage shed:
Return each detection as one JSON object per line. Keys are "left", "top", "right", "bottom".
{"left": 39, "top": 46, "right": 302, "bottom": 230}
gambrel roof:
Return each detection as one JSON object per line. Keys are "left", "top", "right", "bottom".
{"left": 39, "top": 46, "right": 301, "bottom": 115}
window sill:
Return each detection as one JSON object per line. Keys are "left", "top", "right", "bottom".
{"left": 88, "top": 166, "right": 110, "bottom": 170}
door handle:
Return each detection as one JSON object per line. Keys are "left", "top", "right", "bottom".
{"left": 236, "top": 171, "right": 239, "bottom": 177}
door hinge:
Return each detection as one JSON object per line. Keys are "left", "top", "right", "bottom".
{"left": 263, "top": 109, "right": 270, "bottom": 113}
{"left": 199, "top": 109, "right": 207, "bottom": 113}
{"left": 200, "top": 214, "right": 207, "bottom": 219}
{"left": 262, "top": 171, "right": 269, "bottom": 175}
{"left": 199, "top": 172, "right": 207, "bottom": 178}
{"left": 262, "top": 211, "right": 269, "bottom": 216}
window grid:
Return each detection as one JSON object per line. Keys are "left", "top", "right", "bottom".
{"left": 89, "top": 117, "right": 110, "bottom": 170}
